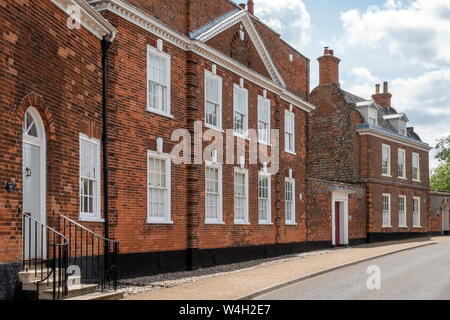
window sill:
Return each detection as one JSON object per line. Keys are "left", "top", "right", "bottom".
{"left": 398, "top": 176, "right": 407, "bottom": 180}
{"left": 382, "top": 225, "right": 392, "bottom": 228}
{"left": 79, "top": 216, "right": 105, "bottom": 223}
{"left": 382, "top": 174, "right": 392, "bottom": 178}
{"left": 412, "top": 179, "right": 421, "bottom": 183}
{"left": 146, "top": 219, "right": 174, "bottom": 225}
{"left": 234, "top": 221, "right": 251, "bottom": 225}
{"left": 205, "top": 220, "right": 225, "bottom": 225}
{"left": 259, "top": 221, "right": 273, "bottom": 225}
{"left": 205, "top": 124, "right": 224, "bottom": 133}
{"left": 285, "top": 150, "right": 296, "bottom": 156}
{"left": 234, "top": 133, "right": 249, "bottom": 141}
{"left": 412, "top": 226, "right": 422, "bottom": 229}
{"left": 146, "top": 108, "right": 173, "bottom": 119}
{"left": 259, "top": 141, "right": 272, "bottom": 147}
{"left": 399, "top": 226, "right": 408, "bottom": 229}
{"left": 285, "top": 222, "right": 298, "bottom": 226}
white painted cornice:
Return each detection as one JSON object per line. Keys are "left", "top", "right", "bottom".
{"left": 52, "top": 0, "right": 116, "bottom": 41}
{"left": 357, "top": 125, "right": 432, "bottom": 152}
{"left": 87, "top": 0, "right": 314, "bottom": 112}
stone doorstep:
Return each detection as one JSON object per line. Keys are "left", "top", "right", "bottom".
{"left": 21, "top": 275, "right": 81, "bottom": 291}
{"left": 39, "top": 284, "right": 98, "bottom": 300}
{"left": 18, "top": 268, "right": 65, "bottom": 282}
{"left": 64, "top": 290, "right": 126, "bottom": 301}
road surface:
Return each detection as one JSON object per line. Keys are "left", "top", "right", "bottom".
{"left": 255, "top": 241, "right": 450, "bottom": 300}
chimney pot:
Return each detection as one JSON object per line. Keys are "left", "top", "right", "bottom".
{"left": 329, "top": 50, "right": 334, "bottom": 56}
{"left": 383, "top": 81, "right": 389, "bottom": 93}
{"left": 239, "top": 3, "right": 246, "bottom": 9}
{"left": 375, "top": 84, "right": 380, "bottom": 94}
{"left": 372, "top": 81, "right": 392, "bottom": 108}
{"left": 247, "top": 0, "right": 254, "bottom": 15}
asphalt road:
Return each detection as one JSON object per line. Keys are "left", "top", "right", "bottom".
{"left": 255, "top": 241, "right": 450, "bottom": 300}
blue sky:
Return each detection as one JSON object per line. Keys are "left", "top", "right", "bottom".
{"left": 236, "top": 0, "right": 450, "bottom": 170}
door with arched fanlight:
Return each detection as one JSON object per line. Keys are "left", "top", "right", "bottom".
{"left": 22, "top": 107, "right": 46, "bottom": 259}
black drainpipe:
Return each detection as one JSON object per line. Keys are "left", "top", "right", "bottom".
{"left": 101, "top": 36, "right": 112, "bottom": 270}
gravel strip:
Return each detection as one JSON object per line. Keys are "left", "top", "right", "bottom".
{"left": 120, "top": 248, "right": 336, "bottom": 297}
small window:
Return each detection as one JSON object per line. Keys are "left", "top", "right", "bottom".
{"left": 234, "top": 85, "right": 248, "bottom": 138}
{"left": 398, "top": 196, "right": 407, "bottom": 227}
{"left": 382, "top": 144, "right": 391, "bottom": 176}
{"left": 147, "top": 151, "right": 172, "bottom": 224}
{"left": 79, "top": 134, "right": 101, "bottom": 221}
{"left": 258, "top": 174, "right": 271, "bottom": 224}
{"left": 413, "top": 197, "right": 421, "bottom": 227}
{"left": 205, "top": 164, "right": 223, "bottom": 224}
{"left": 368, "top": 109, "right": 377, "bottom": 126}
{"left": 382, "top": 194, "right": 391, "bottom": 227}
{"left": 285, "top": 110, "right": 295, "bottom": 154}
{"left": 285, "top": 178, "right": 296, "bottom": 225}
{"left": 205, "top": 71, "right": 222, "bottom": 130}
{"left": 398, "top": 121, "right": 407, "bottom": 136}
{"left": 398, "top": 149, "right": 406, "bottom": 178}
{"left": 147, "top": 45, "right": 171, "bottom": 116}
{"left": 412, "top": 153, "right": 420, "bottom": 181}
{"left": 234, "top": 168, "right": 249, "bottom": 224}
{"left": 23, "top": 110, "right": 39, "bottom": 138}
{"left": 258, "top": 96, "right": 271, "bottom": 144}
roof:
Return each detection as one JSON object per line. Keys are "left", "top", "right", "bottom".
{"left": 341, "top": 90, "right": 422, "bottom": 142}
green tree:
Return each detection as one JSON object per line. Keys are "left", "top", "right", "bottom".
{"left": 435, "top": 135, "right": 450, "bottom": 163}
{"left": 430, "top": 162, "right": 450, "bottom": 192}
{"left": 431, "top": 135, "right": 450, "bottom": 192}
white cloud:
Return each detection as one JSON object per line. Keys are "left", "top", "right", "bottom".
{"left": 340, "top": 0, "right": 450, "bottom": 68}
{"left": 254, "top": 0, "right": 311, "bottom": 47}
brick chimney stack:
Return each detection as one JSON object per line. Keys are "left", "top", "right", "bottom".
{"left": 318, "top": 47, "right": 341, "bottom": 87}
{"left": 247, "top": 0, "right": 254, "bottom": 15}
{"left": 372, "top": 81, "right": 392, "bottom": 108}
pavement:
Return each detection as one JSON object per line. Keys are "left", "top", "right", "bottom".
{"left": 122, "top": 236, "right": 450, "bottom": 300}
{"left": 256, "top": 240, "right": 450, "bottom": 300}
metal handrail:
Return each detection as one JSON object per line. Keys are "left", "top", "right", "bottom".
{"left": 21, "top": 211, "right": 69, "bottom": 300}
{"left": 57, "top": 213, "right": 119, "bottom": 291}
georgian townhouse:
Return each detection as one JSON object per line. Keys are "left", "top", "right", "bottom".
{"left": 0, "top": 0, "right": 316, "bottom": 299}
{"left": 308, "top": 48, "right": 433, "bottom": 246}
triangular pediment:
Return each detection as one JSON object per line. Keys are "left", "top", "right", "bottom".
{"left": 190, "top": 10, "right": 285, "bottom": 87}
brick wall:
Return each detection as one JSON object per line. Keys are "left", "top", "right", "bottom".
{"left": 0, "top": 0, "right": 105, "bottom": 263}
{"left": 306, "top": 179, "right": 366, "bottom": 243}
{"left": 308, "top": 84, "right": 362, "bottom": 183}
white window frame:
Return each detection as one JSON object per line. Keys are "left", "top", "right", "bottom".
{"left": 398, "top": 195, "right": 407, "bottom": 228}
{"left": 382, "top": 144, "right": 391, "bottom": 177}
{"left": 258, "top": 95, "right": 271, "bottom": 145}
{"left": 413, "top": 196, "right": 421, "bottom": 228}
{"left": 412, "top": 152, "right": 420, "bottom": 182}
{"left": 147, "top": 44, "right": 171, "bottom": 118}
{"left": 258, "top": 172, "right": 272, "bottom": 225}
{"left": 382, "top": 193, "right": 391, "bottom": 228}
{"left": 147, "top": 150, "right": 173, "bottom": 224}
{"left": 285, "top": 110, "right": 295, "bottom": 154}
{"left": 398, "top": 149, "right": 406, "bottom": 179}
{"left": 285, "top": 177, "right": 296, "bottom": 225}
{"left": 233, "top": 84, "right": 249, "bottom": 139}
{"left": 79, "top": 134, "right": 103, "bottom": 222}
{"left": 234, "top": 167, "right": 249, "bottom": 225}
{"left": 204, "top": 70, "right": 223, "bottom": 131}
{"left": 368, "top": 109, "right": 377, "bottom": 126}
{"left": 205, "top": 162, "right": 224, "bottom": 224}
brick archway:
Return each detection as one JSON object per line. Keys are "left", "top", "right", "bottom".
{"left": 17, "top": 92, "right": 56, "bottom": 141}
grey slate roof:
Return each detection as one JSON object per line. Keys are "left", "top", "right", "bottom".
{"left": 341, "top": 90, "right": 422, "bottom": 142}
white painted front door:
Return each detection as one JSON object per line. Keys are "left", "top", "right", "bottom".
{"left": 23, "top": 142, "right": 43, "bottom": 259}
{"left": 443, "top": 208, "right": 449, "bottom": 233}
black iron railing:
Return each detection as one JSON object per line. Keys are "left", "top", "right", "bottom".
{"left": 21, "top": 211, "right": 69, "bottom": 300}
{"left": 57, "top": 214, "right": 119, "bottom": 291}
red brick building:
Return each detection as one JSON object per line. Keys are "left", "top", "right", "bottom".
{"left": 0, "top": 0, "right": 437, "bottom": 300}
{"left": 308, "top": 48, "right": 433, "bottom": 246}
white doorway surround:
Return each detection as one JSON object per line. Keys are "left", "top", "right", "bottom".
{"left": 331, "top": 189, "right": 354, "bottom": 247}
{"left": 443, "top": 207, "right": 449, "bottom": 234}
{"left": 22, "top": 107, "right": 46, "bottom": 259}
